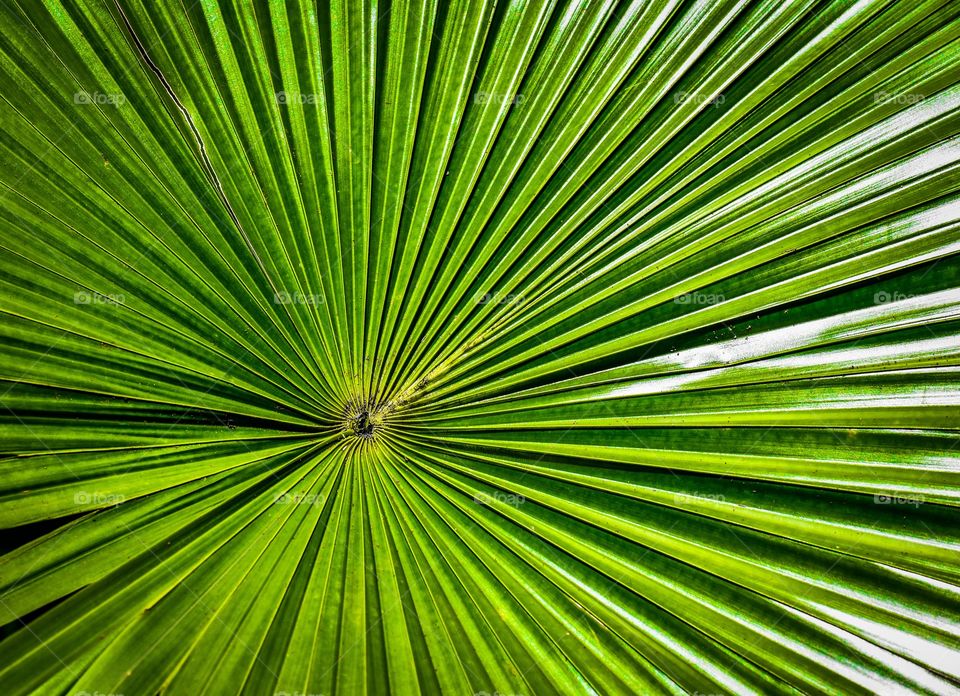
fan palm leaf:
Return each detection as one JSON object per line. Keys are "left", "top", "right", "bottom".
{"left": 1, "top": 0, "right": 959, "bottom": 694}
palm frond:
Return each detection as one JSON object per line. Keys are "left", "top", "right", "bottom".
{"left": 1, "top": 0, "right": 959, "bottom": 694}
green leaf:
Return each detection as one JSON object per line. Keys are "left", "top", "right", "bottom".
{"left": 1, "top": 0, "right": 959, "bottom": 694}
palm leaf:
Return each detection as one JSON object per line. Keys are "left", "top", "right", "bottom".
{"left": 1, "top": 0, "right": 959, "bottom": 694}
